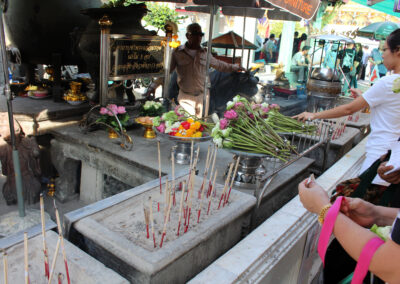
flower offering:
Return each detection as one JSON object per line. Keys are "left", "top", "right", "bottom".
{"left": 153, "top": 106, "right": 207, "bottom": 138}
{"left": 96, "top": 104, "right": 130, "bottom": 132}
{"left": 140, "top": 101, "right": 165, "bottom": 117}
{"left": 210, "top": 95, "right": 314, "bottom": 161}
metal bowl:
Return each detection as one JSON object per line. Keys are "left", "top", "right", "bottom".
{"left": 311, "top": 67, "right": 340, "bottom": 82}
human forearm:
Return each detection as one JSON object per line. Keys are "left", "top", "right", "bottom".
{"left": 334, "top": 213, "right": 400, "bottom": 282}
{"left": 374, "top": 206, "right": 398, "bottom": 226}
{"left": 314, "top": 96, "right": 368, "bottom": 119}
{"left": 314, "top": 104, "right": 353, "bottom": 119}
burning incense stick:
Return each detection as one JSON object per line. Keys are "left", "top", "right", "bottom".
{"left": 198, "top": 146, "right": 212, "bottom": 199}
{"left": 207, "top": 146, "right": 218, "bottom": 198}
{"left": 164, "top": 178, "right": 169, "bottom": 217}
{"left": 143, "top": 207, "right": 150, "bottom": 239}
{"left": 24, "top": 232, "right": 29, "bottom": 284}
{"left": 185, "top": 170, "right": 196, "bottom": 233}
{"left": 48, "top": 236, "right": 61, "bottom": 284}
{"left": 207, "top": 170, "right": 218, "bottom": 215}
{"left": 40, "top": 194, "right": 50, "bottom": 280}
{"left": 3, "top": 251, "right": 8, "bottom": 284}
{"left": 218, "top": 163, "right": 234, "bottom": 210}
{"left": 148, "top": 197, "right": 156, "bottom": 248}
{"left": 177, "top": 180, "right": 186, "bottom": 236}
{"left": 171, "top": 150, "right": 176, "bottom": 206}
{"left": 187, "top": 140, "right": 194, "bottom": 185}
{"left": 224, "top": 156, "right": 241, "bottom": 206}
{"left": 58, "top": 273, "right": 63, "bottom": 284}
{"left": 157, "top": 140, "right": 162, "bottom": 194}
{"left": 54, "top": 201, "right": 71, "bottom": 284}
{"left": 160, "top": 194, "right": 173, "bottom": 248}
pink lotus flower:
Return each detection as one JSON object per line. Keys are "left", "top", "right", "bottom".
{"left": 270, "top": 104, "right": 280, "bottom": 110}
{"left": 219, "top": 118, "right": 228, "bottom": 130}
{"left": 107, "top": 104, "right": 118, "bottom": 116}
{"left": 261, "top": 107, "right": 270, "bottom": 113}
{"left": 156, "top": 122, "right": 166, "bottom": 133}
{"left": 117, "top": 106, "right": 126, "bottom": 114}
{"left": 224, "top": 109, "right": 238, "bottom": 120}
{"left": 99, "top": 107, "right": 108, "bottom": 115}
{"left": 234, "top": 102, "right": 244, "bottom": 109}
{"left": 175, "top": 105, "right": 185, "bottom": 117}
{"left": 252, "top": 104, "right": 261, "bottom": 110}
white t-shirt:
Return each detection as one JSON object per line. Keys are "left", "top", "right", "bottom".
{"left": 362, "top": 74, "right": 400, "bottom": 158}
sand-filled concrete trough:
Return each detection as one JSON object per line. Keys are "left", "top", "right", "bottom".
{"left": 67, "top": 173, "right": 256, "bottom": 283}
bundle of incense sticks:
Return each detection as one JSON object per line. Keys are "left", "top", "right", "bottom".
{"left": 218, "top": 163, "right": 234, "bottom": 210}
{"left": 224, "top": 156, "right": 241, "bottom": 207}
{"left": 40, "top": 194, "right": 50, "bottom": 280}
{"left": 54, "top": 201, "right": 71, "bottom": 284}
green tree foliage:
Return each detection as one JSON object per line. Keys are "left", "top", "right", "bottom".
{"left": 101, "top": 0, "right": 144, "bottom": 8}
{"left": 142, "top": 3, "right": 187, "bottom": 33}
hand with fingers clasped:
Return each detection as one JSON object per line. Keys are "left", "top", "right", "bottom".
{"left": 292, "top": 112, "right": 316, "bottom": 122}
{"left": 339, "top": 197, "right": 377, "bottom": 227}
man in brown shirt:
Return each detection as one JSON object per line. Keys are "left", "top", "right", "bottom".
{"left": 147, "top": 23, "right": 243, "bottom": 117}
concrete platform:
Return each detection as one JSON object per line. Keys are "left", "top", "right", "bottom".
{"left": 0, "top": 95, "right": 90, "bottom": 136}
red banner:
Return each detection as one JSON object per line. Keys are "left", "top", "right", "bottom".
{"left": 266, "top": 0, "right": 320, "bottom": 20}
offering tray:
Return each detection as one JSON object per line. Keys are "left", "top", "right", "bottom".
{"left": 135, "top": 117, "right": 156, "bottom": 139}
{"left": 156, "top": 129, "right": 212, "bottom": 164}
{"left": 222, "top": 148, "right": 282, "bottom": 189}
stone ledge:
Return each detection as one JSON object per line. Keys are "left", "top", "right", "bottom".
{"left": 189, "top": 137, "right": 367, "bottom": 283}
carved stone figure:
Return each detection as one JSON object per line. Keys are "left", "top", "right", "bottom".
{"left": 0, "top": 113, "right": 41, "bottom": 205}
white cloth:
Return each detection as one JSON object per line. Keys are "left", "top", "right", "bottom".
{"left": 360, "top": 74, "right": 400, "bottom": 177}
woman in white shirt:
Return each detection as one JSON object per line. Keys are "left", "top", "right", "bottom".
{"left": 294, "top": 29, "right": 400, "bottom": 174}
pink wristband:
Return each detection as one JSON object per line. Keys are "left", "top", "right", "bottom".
{"left": 318, "top": 196, "right": 344, "bottom": 266}
{"left": 351, "top": 237, "right": 384, "bottom": 284}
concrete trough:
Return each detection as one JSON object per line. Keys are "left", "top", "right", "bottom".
{"left": 0, "top": 230, "right": 128, "bottom": 283}
{"left": 66, "top": 173, "right": 256, "bottom": 283}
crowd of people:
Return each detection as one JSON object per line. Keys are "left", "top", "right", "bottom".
{"left": 257, "top": 30, "right": 388, "bottom": 91}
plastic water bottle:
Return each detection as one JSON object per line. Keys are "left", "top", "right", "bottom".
{"left": 8, "top": 67, "right": 12, "bottom": 83}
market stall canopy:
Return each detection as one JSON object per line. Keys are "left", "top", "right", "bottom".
{"left": 201, "top": 31, "right": 258, "bottom": 49}
{"left": 357, "top": 21, "right": 400, "bottom": 40}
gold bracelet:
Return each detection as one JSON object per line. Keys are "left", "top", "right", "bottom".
{"left": 318, "top": 204, "right": 332, "bottom": 225}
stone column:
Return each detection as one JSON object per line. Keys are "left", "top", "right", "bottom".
{"left": 50, "top": 139, "right": 80, "bottom": 202}
{"left": 278, "top": 21, "right": 295, "bottom": 73}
